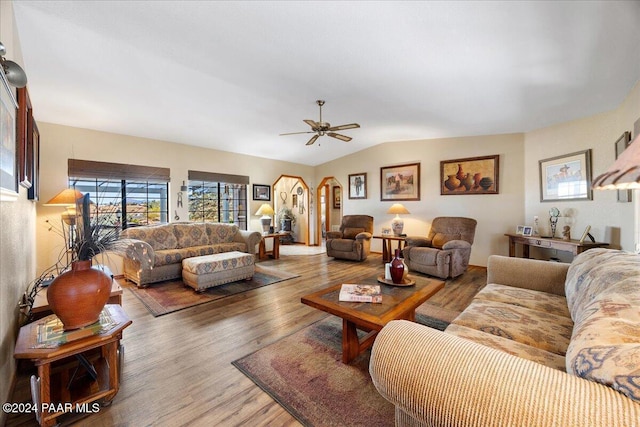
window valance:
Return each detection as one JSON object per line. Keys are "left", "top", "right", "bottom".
{"left": 68, "top": 159, "right": 170, "bottom": 183}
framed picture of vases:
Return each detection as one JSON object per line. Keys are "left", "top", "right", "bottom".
{"left": 440, "top": 155, "right": 500, "bottom": 195}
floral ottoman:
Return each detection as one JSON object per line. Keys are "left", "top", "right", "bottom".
{"left": 182, "top": 251, "right": 255, "bottom": 292}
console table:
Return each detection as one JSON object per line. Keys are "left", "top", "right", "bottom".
{"left": 14, "top": 305, "right": 131, "bottom": 426}
{"left": 373, "top": 235, "right": 406, "bottom": 263}
{"left": 505, "top": 233, "right": 609, "bottom": 259}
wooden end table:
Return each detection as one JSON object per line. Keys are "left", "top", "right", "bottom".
{"left": 373, "top": 234, "right": 406, "bottom": 263}
{"left": 14, "top": 304, "right": 132, "bottom": 427}
{"left": 301, "top": 277, "right": 444, "bottom": 363}
{"left": 258, "top": 233, "right": 282, "bottom": 260}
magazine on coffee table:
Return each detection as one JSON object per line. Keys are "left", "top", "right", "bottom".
{"left": 339, "top": 284, "right": 382, "bottom": 303}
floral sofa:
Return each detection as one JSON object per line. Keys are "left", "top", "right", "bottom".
{"left": 120, "top": 222, "right": 261, "bottom": 287}
{"left": 370, "top": 249, "right": 640, "bottom": 426}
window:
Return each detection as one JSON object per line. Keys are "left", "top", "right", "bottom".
{"left": 188, "top": 170, "right": 249, "bottom": 229}
{"left": 68, "top": 159, "right": 170, "bottom": 229}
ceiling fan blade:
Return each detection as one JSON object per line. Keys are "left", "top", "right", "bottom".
{"left": 280, "top": 131, "right": 315, "bottom": 136}
{"left": 304, "top": 119, "right": 318, "bottom": 129}
{"left": 306, "top": 135, "right": 320, "bottom": 146}
{"left": 328, "top": 123, "right": 360, "bottom": 131}
{"left": 328, "top": 132, "right": 352, "bottom": 142}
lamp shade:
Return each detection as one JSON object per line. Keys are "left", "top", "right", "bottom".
{"left": 43, "top": 189, "right": 84, "bottom": 206}
{"left": 255, "top": 203, "right": 275, "bottom": 216}
{"left": 593, "top": 133, "right": 640, "bottom": 190}
{"left": 386, "top": 203, "right": 410, "bottom": 215}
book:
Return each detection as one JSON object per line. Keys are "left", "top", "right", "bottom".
{"left": 339, "top": 284, "right": 382, "bottom": 303}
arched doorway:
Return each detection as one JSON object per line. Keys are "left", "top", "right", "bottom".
{"left": 273, "top": 174, "right": 310, "bottom": 245}
{"left": 316, "top": 177, "right": 342, "bottom": 245}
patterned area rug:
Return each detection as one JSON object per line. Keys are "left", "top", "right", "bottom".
{"left": 126, "top": 265, "right": 300, "bottom": 316}
{"left": 232, "top": 315, "right": 448, "bottom": 427}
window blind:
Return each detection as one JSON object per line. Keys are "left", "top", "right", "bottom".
{"left": 188, "top": 170, "right": 249, "bottom": 185}
{"left": 68, "top": 159, "right": 171, "bottom": 182}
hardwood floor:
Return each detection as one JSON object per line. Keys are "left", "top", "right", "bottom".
{"left": 6, "top": 252, "right": 486, "bottom": 427}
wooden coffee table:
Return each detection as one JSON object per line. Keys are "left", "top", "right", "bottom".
{"left": 301, "top": 276, "right": 444, "bottom": 363}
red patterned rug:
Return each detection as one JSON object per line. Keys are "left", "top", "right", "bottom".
{"left": 125, "top": 265, "right": 299, "bottom": 316}
{"left": 232, "top": 315, "right": 447, "bottom": 426}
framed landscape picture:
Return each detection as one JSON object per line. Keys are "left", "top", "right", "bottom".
{"left": 0, "top": 69, "right": 18, "bottom": 201}
{"left": 440, "top": 155, "right": 499, "bottom": 195}
{"left": 348, "top": 172, "right": 366, "bottom": 199}
{"left": 539, "top": 149, "right": 592, "bottom": 202}
{"left": 380, "top": 162, "right": 420, "bottom": 201}
{"left": 252, "top": 184, "right": 271, "bottom": 201}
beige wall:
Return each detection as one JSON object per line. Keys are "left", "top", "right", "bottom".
{"left": 36, "top": 123, "right": 315, "bottom": 274}
{"left": 0, "top": 0, "right": 36, "bottom": 418}
{"left": 316, "top": 133, "right": 526, "bottom": 267}
{"left": 524, "top": 80, "right": 640, "bottom": 259}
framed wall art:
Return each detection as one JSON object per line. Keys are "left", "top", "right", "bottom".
{"left": 333, "top": 186, "right": 341, "bottom": 208}
{"left": 27, "top": 121, "right": 40, "bottom": 200}
{"left": 0, "top": 69, "right": 18, "bottom": 201}
{"left": 348, "top": 172, "right": 366, "bottom": 199}
{"left": 440, "top": 155, "right": 499, "bottom": 195}
{"left": 614, "top": 131, "right": 632, "bottom": 203}
{"left": 252, "top": 184, "right": 271, "bottom": 201}
{"left": 539, "top": 149, "right": 592, "bottom": 202}
{"left": 17, "top": 86, "right": 33, "bottom": 189}
{"left": 380, "top": 162, "right": 420, "bottom": 201}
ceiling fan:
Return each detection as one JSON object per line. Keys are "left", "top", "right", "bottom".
{"left": 280, "top": 100, "right": 360, "bottom": 146}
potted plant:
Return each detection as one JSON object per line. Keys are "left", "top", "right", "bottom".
{"left": 47, "top": 193, "right": 123, "bottom": 330}
{"left": 278, "top": 205, "right": 297, "bottom": 232}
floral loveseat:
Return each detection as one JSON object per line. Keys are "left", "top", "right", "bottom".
{"left": 370, "top": 249, "right": 640, "bottom": 426}
{"left": 121, "top": 222, "right": 261, "bottom": 287}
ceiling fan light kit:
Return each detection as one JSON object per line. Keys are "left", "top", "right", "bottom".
{"left": 280, "top": 100, "right": 360, "bottom": 146}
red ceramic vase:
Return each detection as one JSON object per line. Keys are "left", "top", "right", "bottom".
{"left": 47, "top": 260, "right": 111, "bottom": 330}
{"left": 390, "top": 249, "right": 405, "bottom": 284}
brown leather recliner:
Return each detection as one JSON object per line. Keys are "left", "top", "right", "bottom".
{"left": 402, "top": 217, "right": 477, "bottom": 279}
{"left": 326, "top": 215, "right": 374, "bottom": 261}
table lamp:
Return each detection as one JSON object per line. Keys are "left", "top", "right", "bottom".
{"left": 43, "top": 188, "right": 84, "bottom": 225}
{"left": 387, "top": 203, "right": 410, "bottom": 236}
{"left": 255, "top": 203, "right": 275, "bottom": 235}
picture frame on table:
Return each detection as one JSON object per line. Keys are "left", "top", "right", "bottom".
{"left": 348, "top": 172, "right": 367, "bottom": 199}
{"left": 515, "top": 225, "right": 525, "bottom": 235}
{"left": 380, "top": 162, "right": 420, "bottom": 201}
{"left": 0, "top": 69, "right": 18, "bottom": 201}
{"left": 614, "top": 132, "right": 632, "bottom": 203}
{"left": 522, "top": 226, "right": 533, "bottom": 236}
{"left": 333, "top": 186, "right": 341, "bottom": 209}
{"left": 252, "top": 184, "right": 271, "bottom": 201}
{"left": 539, "top": 149, "right": 592, "bottom": 202}
{"left": 440, "top": 154, "right": 499, "bottom": 195}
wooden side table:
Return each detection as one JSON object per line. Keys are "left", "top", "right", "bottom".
{"left": 258, "top": 233, "right": 281, "bottom": 260}
{"left": 373, "top": 235, "right": 406, "bottom": 263}
{"left": 504, "top": 233, "right": 609, "bottom": 259}
{"left": 14, "top": 304, "right": 132, "bottom": 427}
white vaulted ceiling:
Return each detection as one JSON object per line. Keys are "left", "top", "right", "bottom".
{"left": 10, "top": 1, "right": 640, "bottom": 166}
